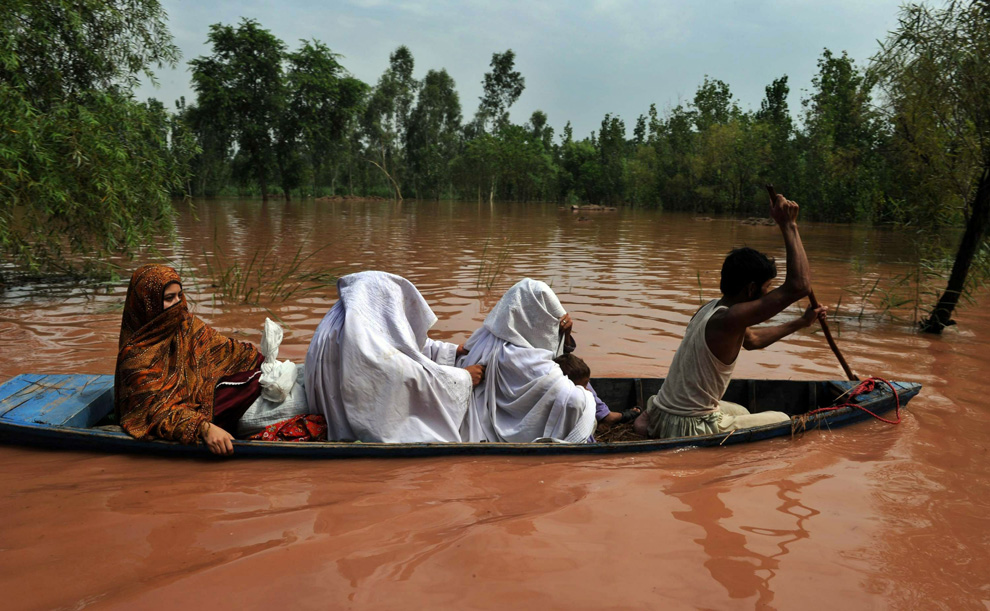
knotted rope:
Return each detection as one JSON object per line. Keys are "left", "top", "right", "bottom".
{"left": 804, "top": 377, "right": 902, "bottom": 425}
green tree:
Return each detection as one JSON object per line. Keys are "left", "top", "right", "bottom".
{"left": 462, "top": 49, "right": 527, "bottom": 203}
{"left": 452, "top": 132, "right": 499, "bottom": 203}
{"left": 597, "top": 113, "right": 627, "bottom": 204}
{"left": 872, "top": 1, "right": 990, "bottom": 333}
{"left": 477, "top": 50, "right": 525, "bottom": 133}
{"left": 190, "top": 19, "right": 286, "bottom": 200}
{"left": 0, "top": 0, "right": 193, "bottom": 275}
{"left": 652, "top": 104, "right": 698, "bottom": 210}
{"left": 755, "top": 76, "right": 796, "bottom": 190}
{"left": 801, "top": 49, "right": 883, "bottom": 221}
{"left": 406, "top": 69, "right": 462, "bottom": 199}
{"left": 285, "top": 40, "right": 367, "bottom": 196}
{"left": 362, "top": 46, "right": 416, "bottom": 199}
{"left": 526, "top": 110, "right": 555, "bottom": 151}
{"left": 693, "top": 76, "right": 736, "bottom": 132}
{"left": 559, "top": 139, "right": 605, "bottom": 204}
{"left": 177, "top": 97, "right": 233, "bottom": 197}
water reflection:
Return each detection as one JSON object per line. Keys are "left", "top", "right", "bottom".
{"left": 1, "top": 199, "right": 989, "bottom": 608}
{"left": 667, "top": 474, "right": 825, "bottom": 606}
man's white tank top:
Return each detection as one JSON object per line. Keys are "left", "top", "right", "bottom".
{"left": 649, "top": 299, "right": 738, "bottom": 417}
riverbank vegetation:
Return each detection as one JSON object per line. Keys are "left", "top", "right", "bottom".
{"left": 1, "top": 1, "right": 988, "bottom": 332}
{"left": 0, "top": 0, "right": 194, "bottom": 277}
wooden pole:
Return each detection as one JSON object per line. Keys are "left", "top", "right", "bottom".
{"left": 766, "top": 184, "right": 859, "bottom": 381}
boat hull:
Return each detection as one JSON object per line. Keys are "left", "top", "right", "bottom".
{"left": 0, "top": 374, "right": 922, "bottom": 458}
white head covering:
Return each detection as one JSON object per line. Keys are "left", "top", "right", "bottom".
{"left": 482, "top": 278, "right": 567, "bottom": 355}
{"left": 457, "top": 279, "right": 595, "bottom": 443}
{"left": 305, "top": 271, "right": 473, "bottom": 442}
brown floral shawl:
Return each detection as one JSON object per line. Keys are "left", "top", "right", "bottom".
{"left": 114, "top": 265, "right": 260, "bottom": 444}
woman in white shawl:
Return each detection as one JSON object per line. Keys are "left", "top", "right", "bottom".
{"left": 305, "top": 271, "right": 484, "bottom": 443}
{"left": 456, "top": 278, "right": 597, "bottom": 443}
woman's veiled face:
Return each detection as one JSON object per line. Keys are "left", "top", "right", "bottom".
{"left": 163, "top": 282, "right": 183, "bottom": 310}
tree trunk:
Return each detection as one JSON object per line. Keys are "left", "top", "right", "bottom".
{"left": 367, "top": 158, "right": 403, "bottom": 201}
{"left": 921, "top": 165, "right": 990, "bottom": 333}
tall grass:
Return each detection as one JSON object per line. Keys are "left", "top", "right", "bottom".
{"left": 839, "top": 251, "right": 990, "bottom": 326}
{"left": 202, "top": 236, "right": 335, "bottom": 305}
{"left": 475, "top": 236, "right": 512, "bottom": 292}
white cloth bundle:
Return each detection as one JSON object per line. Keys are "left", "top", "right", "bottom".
{"left": 305, "top": 271, "right": 473, "bottom": 443}
{"left": 457, "top": 278, "right": 596, "bottom": 443}
{"left": 236, "top": 364, "right": 311, "bottom": 437}
{"left": 258, "top": 318, "right": 298, "bottom": 403}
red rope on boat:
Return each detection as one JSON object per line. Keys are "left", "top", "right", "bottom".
{"left": 804, "top": 377, "right": 902, "bottom": 424}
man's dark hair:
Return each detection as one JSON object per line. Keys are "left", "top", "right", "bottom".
{"left": 720, "top": 247, "right": 777, "bottom": 297}
{"left": 554, "top": 353, "right": 591, "bottom": 383}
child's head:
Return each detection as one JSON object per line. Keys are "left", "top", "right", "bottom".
{"left": 554, "top": 353, "right": 590, "bottom": 387}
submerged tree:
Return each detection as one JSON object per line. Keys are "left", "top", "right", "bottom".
{"left": 465, "top": 49, "right": 527, "bottom": 202}
{"left": 406, "top": 69, "right": 462, "bottom": 199}
{"left": 802, "top": 49, "right": 883, "bottom": 221}
{"left": 477, "top": 49, "right": 525, "bottom": 133}
{"left": 285, "top": 41, "right": 366, "bottom": 196}
{"left": 362, "top": 46, "right": 416, "bottom": 200}
{"left": 190, "top": 19, "right": 286, "bottom": 201}
{"left": 0, "top": 0, "right": 192, "bottom": 276}
{"left": 755, "top": 76, "right": 797, "bottom": 193}
{"left": 872, "top": 0, "right": 990, "bottom": 333}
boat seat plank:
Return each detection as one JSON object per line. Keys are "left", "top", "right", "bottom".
{"left": 0, "top": 374, "right": 50, "bottom": 417}
{"left": 0, "top": 374, "right": 113, "bottom": 427}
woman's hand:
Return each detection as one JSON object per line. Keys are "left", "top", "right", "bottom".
{"left": 201, "top": 422, "right": 235, "bottom": 456}
{"left": 464, "top": 364, "right": 486, "bottom": 386}
{"left": 456, "top": 343, "right": 469, "bottom": 358}
{"left": 559, "top": 313, "right": 574, "bottom": 336}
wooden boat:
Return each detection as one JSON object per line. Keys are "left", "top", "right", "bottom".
{"left": 0, "top": 374, "right": 921, "bottom": 458}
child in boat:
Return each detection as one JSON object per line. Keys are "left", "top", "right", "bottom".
{"left": 553, "top": 353, "right": 641, "bottom": 426}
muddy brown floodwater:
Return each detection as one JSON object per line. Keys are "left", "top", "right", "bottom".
{"left": 1, "top": 200, "right": 989, "bottom": 609}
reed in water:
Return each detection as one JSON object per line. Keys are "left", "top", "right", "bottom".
{"left": 201, "top": 237, "right": 335, "bottom": 305}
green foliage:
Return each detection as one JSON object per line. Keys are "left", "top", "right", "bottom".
{"left": 190, "top": 19, "right": 286, "bottom": 200}
{"left": 1, "top": 0, "right": 178, "bottom": 102}
{"left": 11, "top": 5, "right": 988, "bottom": 286}
{"left": 872, "top": 1, "right": 989, "bottom": 231}
{"left": 800, "top": 50, "right": 885, "bottom": 221}
{"left": 477, "top": 50, "right": 525, "bottom": 133}
{"left": 287, "top": 40, "right": 366, "bottom": 196}
{"left": 361, "top": 46, "right": 418, "bottom": 199}
{"left": 0, "top": 0, "right": 191, "bottom": 276}
{"left": 406, "top": 69, "right": 462, "bottom": 199}
{"left": 693, "top": 76, "right": 737, "bottom": 131}
{"left": 871, "top": 0, "right": 990, "bottom": 332}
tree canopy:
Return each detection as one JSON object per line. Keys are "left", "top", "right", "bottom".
{"left": 0, "top": 0, "right": 192, "bottom": 276}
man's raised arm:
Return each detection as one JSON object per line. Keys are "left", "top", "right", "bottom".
{"left": 722, "top": 194, "right": 812, "bottom": 330}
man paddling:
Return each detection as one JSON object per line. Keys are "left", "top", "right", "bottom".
{"left": 634, "top": 192, "right": 827, "bottom": 439}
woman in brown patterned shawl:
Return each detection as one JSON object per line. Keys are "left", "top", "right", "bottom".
{"left": 114, "top": 265, "right": 261, "bottom": 455}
